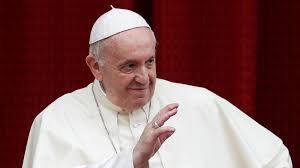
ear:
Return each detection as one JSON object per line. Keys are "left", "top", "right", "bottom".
{"left": 86, "top": 55, "right": 103, "bottom": 81}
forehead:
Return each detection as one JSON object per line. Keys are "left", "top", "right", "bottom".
{"left": 103, "top": 27, "right": 156, "bottom": 62}
{"left": 111, "top": 27, "right": 156, "bottom": 48}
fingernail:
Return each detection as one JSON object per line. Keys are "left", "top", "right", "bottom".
{"left": 170, "top": 127, "right": 176, "bottom": 132}
{"left": 168, "top": 131, "right": 175, "bottom": 137}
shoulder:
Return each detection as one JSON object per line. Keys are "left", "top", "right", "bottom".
{"left": 155, "top": 78, "right": 216, "bottom": 104}
{"left": 34, "top": 82, "right": 96, "bottom": 128}
{"left": 156, "top": 78, "right": 208, "bottom": 93}
{"left": 155, "top": 78, "right": 284, "bottom": 166}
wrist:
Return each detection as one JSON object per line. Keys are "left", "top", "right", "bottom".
{"left": 133, "top": 148, "right": 149, "bottom": 168}
{"left": 134, "top": 161, "right": 149, "bottom": 168}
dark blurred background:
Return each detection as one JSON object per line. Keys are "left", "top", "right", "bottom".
{"left": 0, "top": 0, "right": 299, "bottom": 167}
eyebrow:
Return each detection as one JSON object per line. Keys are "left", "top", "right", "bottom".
{"left": 118, "top": 56, "right": 155, "bottom": 66}
{"left": 117, "top": 59, "right": 136, "bottom": 67}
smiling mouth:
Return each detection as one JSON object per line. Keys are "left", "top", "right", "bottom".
{"left": 128, "top": 88, "right": 147, "bottom": 90}
{"left": 128, "top": 86, "right": 149, "bottom": 92}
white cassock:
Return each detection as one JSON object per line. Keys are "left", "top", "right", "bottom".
{"left": 22, "top": 79, "right": 292, "bottom": 168}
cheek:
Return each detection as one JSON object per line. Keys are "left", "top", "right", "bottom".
{"left": 117, "top": 74, "right": 136, "bottom": 90}
{"left": 149, "top": 69, "right": 157, "bottom": 81}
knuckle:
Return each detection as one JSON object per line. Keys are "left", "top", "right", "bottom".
{"left": 167, "top": 104, "right": 173, "bottom": 111}
{"left": 162, "top": 112, "right": 169, "bottom": 119}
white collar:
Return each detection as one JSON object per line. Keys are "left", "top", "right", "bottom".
{"left": 91, "top": 79, "right": 153, "bottom": 153}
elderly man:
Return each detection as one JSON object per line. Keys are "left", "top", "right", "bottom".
{"left": 22, "top": 7, "right": 292, "bottom": 168}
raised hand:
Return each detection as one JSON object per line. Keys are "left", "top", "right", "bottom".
{"left": 133, "top": 103, "right": 179, "bottom": 168}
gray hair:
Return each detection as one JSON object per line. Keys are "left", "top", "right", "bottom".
{"left": 89, "top": 40, "right": 107, "bottom": 67}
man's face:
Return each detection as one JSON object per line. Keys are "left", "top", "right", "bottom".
{"left": 99, "top": 28, "right": 157, "bottom": 112}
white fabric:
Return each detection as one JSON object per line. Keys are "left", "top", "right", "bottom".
{"left": 96, "top": 81, "right": 163, "bottom": 167}
{"left": 89, "top": 8, "right": 150, "bottom": 44}
{"left": 22, "top": 79, "right": 292, "bottom": 168}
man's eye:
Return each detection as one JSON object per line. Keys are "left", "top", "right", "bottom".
{"left": 146, "top": 58, "right": 155, "bottom": 65}
{"left": 121, "top": 64, "right": 135, "bottom": 73}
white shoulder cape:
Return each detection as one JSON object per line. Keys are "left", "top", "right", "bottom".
{"left": 22, "top": 79, "right": 292, "bottom": 168}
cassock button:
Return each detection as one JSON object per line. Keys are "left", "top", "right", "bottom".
{"left": 133, "top": 123, "right": 141, "bottom": 128}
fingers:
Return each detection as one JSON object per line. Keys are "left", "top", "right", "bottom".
{"left": 149, "top": 103, "right": 178, "bottom": 142}
{"left": 151, "top": 103, "right": 179, "bottom": 127}
{"left": 158, "top": 128, "right": 175, "bottom": 144}
{"left": 132, "top": 104, "right": 178, "bottom": 166}
{"left": 152, "top": 126, "right": 175, "bottom": 142}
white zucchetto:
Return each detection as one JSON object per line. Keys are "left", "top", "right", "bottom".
{"left": 89, "top": 7, "right": 150, "bottom": 44}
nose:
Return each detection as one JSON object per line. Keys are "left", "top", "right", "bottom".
{"left": 135, "top": 66, "right": 149, "bottom": 85}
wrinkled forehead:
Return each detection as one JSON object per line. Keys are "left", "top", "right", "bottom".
{"left": 95, "top": 27, "right": 156, "bottom": 57}
{"left": 102, "top": 27, "right": 157, "bottom": 62}
{"left": 108, "top": 27, "right": 156, "bottom": 45}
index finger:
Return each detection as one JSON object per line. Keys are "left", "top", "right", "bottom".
{"left": 151, "top": 103, "right": 179, "bottom": 127}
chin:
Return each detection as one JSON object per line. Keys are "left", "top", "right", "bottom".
{"left": 126, "top": 90, "right": 153, "bottom": 110}
{"left": 131, "top": 97, "right": 150, "bottom": 109}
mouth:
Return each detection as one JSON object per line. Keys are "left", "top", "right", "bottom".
{"left": 128, "top": 88, "right": 147, "bottom": 91}
{"left": 128, "top": 87, "right": 149, "bottom": 93}
{"left": 129, "top": 87, "right": 147, "bottom": 90}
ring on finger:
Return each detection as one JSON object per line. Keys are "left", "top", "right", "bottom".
{"left": 152, "top": 121, "right": 160, "bottom": 129}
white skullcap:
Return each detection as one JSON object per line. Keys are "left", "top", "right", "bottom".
{"left": 89, "top": 6, "right": 150, "bottom": 44}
